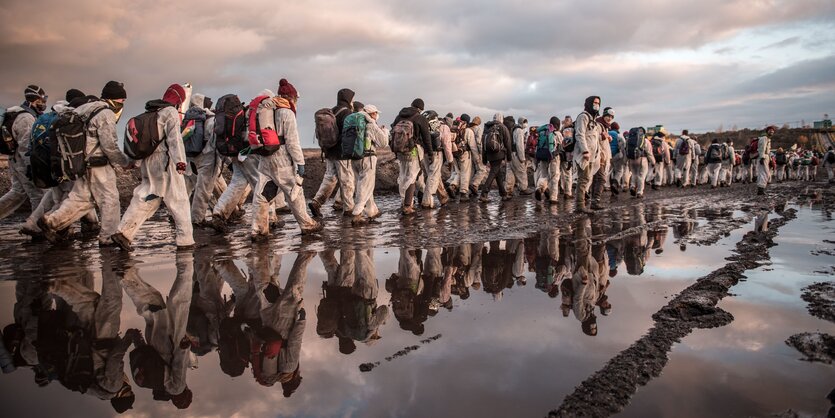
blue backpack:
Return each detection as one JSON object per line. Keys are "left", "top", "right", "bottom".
{"left": 609, "top": 130, "right": 620, "bottom": 156}
{"left": 535, "top": 125, "right": 555, "bottom": 161}
{"left": 29, "top": 111, "right": 61, "bottom": 188}
{"left": 182, "top": 107, "right": 208, "bottom": 157}
{"left": 341, "top": 112, "right": 368, "bottom": 160}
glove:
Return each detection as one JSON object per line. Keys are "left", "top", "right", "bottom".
{"left": 297, "top": 165, "right": 305, "bottom": 177}
{"left": 176, "top": 162, "right": 186, "bottom": 174}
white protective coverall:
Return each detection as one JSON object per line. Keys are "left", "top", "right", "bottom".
{"left": 535, "top": 130, "right": 564, "bottom": 203}
{"left": 506, "top": 123, "right": 529, "bottom": 194}
{"left": 351, "top": 110, "right": 390, "bottom": 218}
{"left": 116, "top": 105, "right": 194, "bottom": 247}
{"left": 251, "top": 101, "right": 319, "bottom": 237}
{"left": 0, "top": 105, "right": 43, "bottom": 219}
{"left": 43, "top": 101, "right": 128, "bottom": 244}
{"left": 185, "top": 93, "right": 222, "bottom": 224}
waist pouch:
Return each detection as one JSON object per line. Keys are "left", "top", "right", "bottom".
{"left": 86, "top": 156, "right": 110, "bottom": 167}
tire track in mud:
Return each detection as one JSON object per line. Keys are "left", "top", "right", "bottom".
{"left": 549, "top": 204, "right": 797, "bottom": 418}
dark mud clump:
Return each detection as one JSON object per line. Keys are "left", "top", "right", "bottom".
{"left": 785, "top": 333, "right": 835, "bottom": 364}
{"left": 549, "top": 206, "right": 797, "bottom": 418}
{"left": 801, "top": 282, "right": 835, "bottom": 323}
{"left": 359, "top": 334, "right": 442, "bottom": 373}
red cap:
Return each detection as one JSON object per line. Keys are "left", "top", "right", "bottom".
{"left": 162, "top": 84, "right": 186, "bottom": 107}
{"left": 277, "top": 79, "right": 298, "bottom": 98}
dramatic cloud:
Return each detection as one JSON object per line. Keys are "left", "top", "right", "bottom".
{"left": 1, "top": 0, "right": 834, "bottom": 145}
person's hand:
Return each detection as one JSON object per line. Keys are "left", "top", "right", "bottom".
{"left": 176, "top": 162, "right": 186, "bottom": 175}
{"left": 297, "top": 165, "right": 305, "bottom": 177}
{"left": 582, "top": 151, "right": 590, "bottom": 161}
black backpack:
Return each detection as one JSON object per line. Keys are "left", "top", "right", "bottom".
{"left": 625, "top": 127, "right": 646, "bottom": 160}
{"left": 706, "top": 144, "right": 723, "bottom": 164}
{"left": 182, "top": 107, "right": 208, "bottom": 157}
{"left": 484, "top": 123, "right": 504, "bottom": 154}
{"left": 214, "top": 94, "right": 247, "bottom": 157}
{"left": 0, "top": 108, "right": 36, "bottom": 155}
{"left": 48, "top": 107, "right": 108, "bottom": 183}
{"left": 775, "top": 152, "right": 787, "bottom": 165}
{"left": 826, "top": 152, "right": 835, "bottom": 164}
{"left": 61, "top": 328, "right": 95, "bottom": 393}
{"left": 129, "top": 344, "right": 166, "bottom": 391}
{"left": 651, "top": 138, "right": 664, "bottom": 161}
{"left": 124, "top": 100, "right": 174, "bottom": 160}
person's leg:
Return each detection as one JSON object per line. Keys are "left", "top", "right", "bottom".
{"left": 312, "top": 158, "right": 339, "bottom": 206}
{"left": 162, "top": 169, "right": 195, "bottom": 247}
{"left": 482, "top": 160, "right": 500, "bottom": 198}
{"left": 336, "top": 159, "right": 356, "bottom": 214}
{"left": 458, "top": 152, "right": 472, "bottom": 199}
{"left": 213, "top": 160, "right": 249, "bottom": 221}
{"left": 0, "top": 160, "right": 30, "bottom": 219}
{"left": 190, "top": 153, "right": 220, "bottom": 224}
{"left": 352, "top": 157, "right": 374, "bottom": 218}
{"left": 116, "top": 183, "right": 162, "bottom": 245}
{"left": 548, "top": 159, "right": 560, "bottom": 203}
{"left": 636, "top": 160, "right": 648, "bottom": 196}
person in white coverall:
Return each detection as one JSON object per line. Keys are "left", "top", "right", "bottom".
{"left": 824, "top": 147, "right": 835, "bottom": 183}
{"left": 673, "top": 130, "right": 694, "bottom": 187}
{"left": 756, "top": 125, "right": 775, "bottom": 195}
{"left": 0, "top": 86, "right": 45, "bottom": 222}
{"left": 250, "top": 79, "right": 323, "bottom": 240}
{"left": 628, "top": 132, "right": 655, "bottom": 198}
{"left": 534, "top": 117, "right": 563, "bottom": 204}
{"left": 506, "top": 117, "right": 532, "bottom": 195}
{"left": 41, "top": 82, "right": 130, "bottom": 246}
{"left": 452, "top": 115, "right": 478, "bottom": 201}
{"left": 185, "top": 93, "right": 221, "bottom": 226}
{"left": 419, "top": 111, "right": 450, "bottom": 209}
{"left": 350, "top": 105, "right": 389, "bottom": 225}
{"left": 720, "top": 139, "right": 735, "bottom": 186}
{"left": 111, "top": 84, "right": 194, "bottom": 251}
{"left": 469, "top": 116, "right": 487, "bottom": 195}
{"left": 573, "top": 96, "right": 602, "bottom": 214}
{"left": 704, "top": 138, "right": 724, "bottom": 188}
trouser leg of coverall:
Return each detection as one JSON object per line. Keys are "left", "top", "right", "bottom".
{"left": 629, "top": 159, "right": 648, "bottom": 195}
{"left": 536, "top": 160, "right": 560, "bottom": 202}
{"left": 251, "top": 153, "right": 316, "bottom": 236}
{"left": 471, "top": 154, "right": 487, "bottom": 190}
{"left": 352, "top": 156, "right": 379, "bottom": 217}
{"left": 591, "top": 160, "right": 608, "bottom": 205}
{"left": 611, "top": 158, "right": 625, "bottom": 189}
{"left": 190, "top": 153, "right": 221, "bottom": 224}
{"left": 509, "top": 157, "right": 528, "bottom": 193}
{"left": 456, "top": 152, "right": 472, "bottom": 197}
{"left": 213, "top": 158, "right": 260, "bottom": 221}
{"left": 397, "top": 154, "right": 420, "bottom": 207}
{"left": 756, "top": 160, "right": 770, "bottom": 189}
{"left": 482, "top": 160, "right": 507, "bottom": 197}
{"left": 0, "top": 157, "right": 43, "bottom": 220}
{"left": 44, "top": 165, "right": 120, "bottom": 244}
{"left": 312, "top": 158, "right": 339, "bottom": 206}
{"left": 707, "top": 163, "right": 722, "bottom": 187}
{"left": 653, "top": 162, "right": 666, "bottom": 186}
{"left": 335, "top": 160, "right": 355, "bottom": 213}
{"left": 561, "top": 161, "right": 574, "bottom": 197}
{"left": 575, "top": 160, "right": 596, "bottom": 208}
{"left": 690, "top": 161, "right": 699, "bottom": 185}
{"left": 421, "top": 151, "right": 444, "bottom": 208}
{"left": 675, "top": 156, "right": 689, "bottom": 185}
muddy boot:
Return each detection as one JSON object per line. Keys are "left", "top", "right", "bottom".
{"left": 630, "top": 187, "right": 637, "bottom": 197}
{"left": 501, "top": 194, "right": 512, "bottom": 201}
{"left": 416, "top": 190, "right": 424, "bottom": 206}
{"left": 37, "top": 217, "right": 62, "bottom": 244}
{"left": 351, "top": 215, "right": 368, "bottom": 226}
{"left": 110, "top": 232, "right": 133, "bottom": 252}
{"left": 590, "top": 201, "right": 604, "bottom": 210}
{"left": 575, "top": 199, "right": 593, "bottom": 215}
{"left": 404, "top": 184, "right": 416, "bottom": 209}
{"left": 269, "top": 218, "right": 286, "bottom": 229}
{"left": 544, "top": 189, "right": 552, "bottom": 202}
{"left": 301, "top": 220, "right": 324, "bottom": 235}
{"left": 757, "top": 187, "right": 765, "bottom": 195}
{"left": 250, "top": 233, "right": 269, "bottom": 243}
{"left": 652, "top": 184, "right": 659, "bottom": 191}
{"left": 275, "top": 206, "right": 292, "bottom": 215}
{"left": 19, "top": 224, "right": 44, "bottom": 239}
{"left": 459, "top": 193, "right": 469, "bottom": 202}
{"left": 210, "top": 216, "right": 228, "bottom": 233}
{"left": 308, "top": 200, "right": 323, "bottom": 218}
{"left": 520, "top": 188, "right": 533, "bottom": 196}
{"left": 80, "top": 218, "right": 101, "bottom": 235}
{"left": 469, "top": 185, "right": 479, "bottom": 197}
{"left": 438, "top": 184, "right": 450, "bottom": 206}
{"left": 479, "top": 194, "right": 490, "bottom": 203}
{"left": 401, "top": 205, "right": 415, "bottom": 216}
{"left": 332, "top": 201, "right": 343, "bottom": 212}
{"left": 535, "top": 188, "right": 542, "bottom": 201}
{"left": 447, "top": 183, "right": 458, "bottom": 198}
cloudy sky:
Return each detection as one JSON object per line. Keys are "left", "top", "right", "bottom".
{"left": 1, "top": 0, "right": 834, "bottom": 146}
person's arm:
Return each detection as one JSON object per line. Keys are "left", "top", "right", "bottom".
{"left": 503, "top": 126, "right": 512, "bottom": 161}
{"left": 513, "top": 128, "right": 526, "bottom": 162}
{"left": 646, "top": 138, "right": 656, "bottom": 165}
{"left": 417, "top": 118, "right": 433, "bottom": 153}
{"left": 575, "top": 114, "right": 589, "bottom": 156}
{"left": 162, "top": 108, "right": 186, "bottom": 171}
{"left": 278, "top": 109, "right": 305, "bottom": 166}
{"left": 93, "top": 110, "right": 129, "bottom": 167}
{"left": 12, "top": 113, "right": 35, "bottom": 159}
{"left": 204, "top": 115, "right": 216, "bottom": 153}
{"left": 465, "top": 128, "right": 477, "bottom": 154}
{"left": 757, "top": 136, "right": 767, "bottom": 161}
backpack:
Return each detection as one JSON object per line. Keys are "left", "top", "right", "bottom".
{"left": 484, "top": 123, "right": 504, "bottom": 154}
{"left": 129, "top": 345, "right": 166, "bottom": 391}
{"left": 746, "top": 137, "right": 760, "bottom": 160}
{"left": 563, "top": 135, "right": 575, "bottom": 154}
{"left": 181, "top": 107, "right": 208, "bottom": 157}
{"left": 340, "top": 112, "right": 368, "bottom": 160}
{"left": 124, "top": 100, "right": 174, "bottom": 160}
{"left": 535, "top": 125, "right": 556, "bottom": 162}
{"left": 0, "top": 107, "right": 36, "bottom": 155}
{"left": 51, "top": 107, "right": 107, "bottom": 182}
{"left": 452, "top": 128, "right": 468, "bottom": 158}
{"left": 625, "top": 127, "right": 647, "bottom": 160}
{"left": 61, "top": 328, "right": 94, "bottom": 393}
{"left": 651, "top": 138, "right": 664, "bottom": 162}
{"left": 314, "top": 107, "right": 346, "bottom": 150}
{"left": 609, "top": 130, "right": 620, "bottom": 156}
{"left": 734, "top": 153, "right": 742, "bottom": 166}
{"left": 247, "top": 95, "right": 282, "bottom": 156}
{"left": 525, "top": 129, "right": 538, "bottom": 158}
{"left": 827, "top": 152, "right": 835, "bottom": 164}
{"left": 678, "top": 138, "right": 690, "bottom": 155}
{"left": 29, "top": 111, "right": 61, "bottom": 188}
{"left": 811, "top": 156, "right": 819, "bottom": 166}
{"left": 391, "top": 119, "right": 416, "bottom": 154}
{"left": 705, "top": 144, "right": 722, "bottom": 164}
{"left": 775, "top": 152, "right": 787, "bottom": 165}
{"left": 214, "top": 94, "right": 247, "bottom": 157}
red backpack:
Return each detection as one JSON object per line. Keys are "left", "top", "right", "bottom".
{"left": 746, "top": 137, "right": 760, "bottom": 159}
{"left": 247, "top": 95, "right": 282, "bottom": 155}
{"left": 525, "top": 129, "right": 538, "bottom": 158}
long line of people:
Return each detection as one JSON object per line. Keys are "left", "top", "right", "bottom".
{"left": 1, "top": 85, "right": 830, "bottom": 249}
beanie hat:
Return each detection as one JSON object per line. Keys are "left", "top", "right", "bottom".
{"left": 766, "top": 125, "right": 777, "bottom": 132}
{"left": 65, "top": 89, "right": 85, "bottom": 103}
{"left": 472, "top": 116, "right": 482, "bottom": 126}
{"left": 24, "top": 85, "right": 46, "bottom": 102}
{"left": 277, "top": 78, "right": 299, "bottom": 98}
{"left": 445, "top": 112, "right": 454, "bottom": 119}
{"left": 459, "top": 113, "right": 471, "bottom": 124}
{"left": 602, "top": 107, "right": 614, "bottom": 118}
{"left": 353, "top": 101, "right": 365, "bottom": 112}
{"left": 611, "top": 121, "right": 620, "bottom": 131}
{"left": 101, "top": 81, "right": 127, "bottom": 100}
{"left": 162, "top": 84, "right": 186, "bottom": 106}
{"left": 411, "top": 98, "right": 424, "bottom": 111}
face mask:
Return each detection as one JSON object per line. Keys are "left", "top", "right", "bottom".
{"left": 106, "top": 100, "right": 124, "bottom": 122}
{"left": 593, "top": 104, "right": 600, "bottom": 113}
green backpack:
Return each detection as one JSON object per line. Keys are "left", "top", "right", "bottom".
{"left": 340, "top": 112, "right": 368, "bottom": 160}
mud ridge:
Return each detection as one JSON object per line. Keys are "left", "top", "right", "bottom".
{"left": 548, "top": 206, "right": 797, "bottom": 418}
{"left": 785, "top": 332, "right": 835, "bottom": 364}
{"left": 359, "top": 334, "right": 442, "bottom": 373}
{"left": 801, "top": 282, "right": 835, "bottom": 323}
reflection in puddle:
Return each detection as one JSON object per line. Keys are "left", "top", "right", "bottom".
{"left": 0, "top": 203, "right": 831, "bottom": 417}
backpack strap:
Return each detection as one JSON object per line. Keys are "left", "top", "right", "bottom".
{"left": 83, "top": 107, "right": 109, "bottom": 164}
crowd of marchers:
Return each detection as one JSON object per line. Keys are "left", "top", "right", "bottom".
{"left": 1, "top": 82, "right": 833, "bottom": 249}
